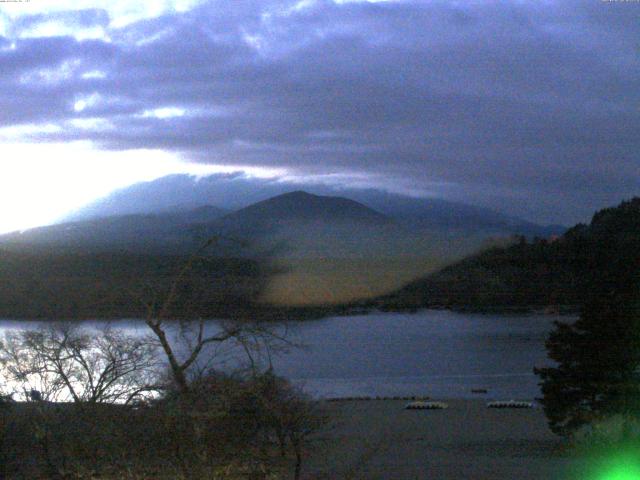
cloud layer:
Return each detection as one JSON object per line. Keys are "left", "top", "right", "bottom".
{"left": 1, "top": 0, "right": 638, "bottom": 223}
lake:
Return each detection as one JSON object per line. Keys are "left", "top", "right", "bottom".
{"left": 0, "top": 310, "right": 566, "bottom": 400}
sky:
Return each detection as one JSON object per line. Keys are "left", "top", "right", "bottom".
{"left": 0, "top": 0, "right": 638, "bottom": 233}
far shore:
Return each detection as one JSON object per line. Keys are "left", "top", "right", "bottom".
{"left": 0, "top": 303, "right": 580, "bottom": 324}
{"left": 302, "top": 398, "right": 589, "bottom": 480}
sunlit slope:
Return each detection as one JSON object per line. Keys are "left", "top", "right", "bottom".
{"left": 260, "top": 254, "right": 460, "bottom": 306}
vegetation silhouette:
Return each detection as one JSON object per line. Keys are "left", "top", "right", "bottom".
{"left": 535, "top": 198, "right": 640, "bottom": 436}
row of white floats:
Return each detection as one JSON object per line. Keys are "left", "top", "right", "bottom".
{"left": 326, "top": 396, "right": 431, "bottom": 402}
{"left": 405, "top": 400, "right": 534, "bottom": 410}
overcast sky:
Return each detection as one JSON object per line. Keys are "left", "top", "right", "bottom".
{"left": 0, "top": 0, "right": 638, "bottom": 233}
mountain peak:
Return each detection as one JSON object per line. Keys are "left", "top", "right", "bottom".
{"left": 220, "top": 190, "right": 390, "bottom": 225}
{"left": 279, "top": 190, "right": 315, "bottom": 198}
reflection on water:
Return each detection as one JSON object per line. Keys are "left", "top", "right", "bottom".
{"left": 0, "top": 310, "right": 566, "bottom": 400}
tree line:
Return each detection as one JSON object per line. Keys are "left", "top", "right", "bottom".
{"left": 535, "top": 198, "right": 640, "bottom": 443}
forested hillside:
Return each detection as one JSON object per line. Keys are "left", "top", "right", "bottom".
{"left": 373, "top": 198, "right": 640, "bottom": 313}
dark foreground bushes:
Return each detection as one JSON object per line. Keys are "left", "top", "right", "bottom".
{"left": 0, "top": 372, "right": 326, "bottom": 479}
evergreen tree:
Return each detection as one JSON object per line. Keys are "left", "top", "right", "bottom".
{"left": 535, "top": 198, "right": 640, "bottom": 435}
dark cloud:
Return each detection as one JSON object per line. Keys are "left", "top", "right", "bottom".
{"left": 1, "top": 0, "right": 639, "bottom": 224}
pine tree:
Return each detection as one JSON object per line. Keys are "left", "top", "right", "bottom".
{"left": 535, "top": 199, "right": 640, "bottom": 435}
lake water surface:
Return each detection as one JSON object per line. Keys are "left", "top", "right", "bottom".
{"left": 0, "top": 310, "right": 566, "bottom": 400}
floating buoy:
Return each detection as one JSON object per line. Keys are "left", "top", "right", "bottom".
{"left": 406, "top": 401, "right": 448, "bottom": 410}
{"left": 487, "top": 400, "right": 533, "bottom": 409}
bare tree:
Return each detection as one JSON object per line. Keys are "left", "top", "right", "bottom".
{"left": 0, "top": 324, "right": 162, "bottom": 478}
{"left": 133, "top": 239, "right": 309, "bottom": 478}
{"left": 140, "top": 238, "right": 292, "bottom": 394}
{"left": 0, "top": 323, "right": 160, "bottom": 404}
{"left": 145, "top": 317, "right": 244, "bottom": 394}
{"left": 255, "top": 372, "right": 328, "bottom": 480}
{"left": 0, "top": 329, "right": 66, "bottom": 403}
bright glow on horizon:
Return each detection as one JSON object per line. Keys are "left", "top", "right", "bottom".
{"left": 0, "top": 142, "right": 281, "bottom": 234}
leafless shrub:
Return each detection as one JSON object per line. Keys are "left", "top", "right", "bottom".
{"left": 0, "top": 323, "right": 161, "bottom": 404}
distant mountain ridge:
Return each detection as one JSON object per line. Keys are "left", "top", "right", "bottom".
{"left": 0, "top": 191, "right": 394, "bottom": 254}
{"left": 0, "top": 187, "right": 563, "bottom": 256}
{"left": 63, "top": 173, "right": 564, "bottom": 238}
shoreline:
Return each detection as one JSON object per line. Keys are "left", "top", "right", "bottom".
{"left": 0, "top": 302, "right": 580, "bottom": 322}
{"left": 303, "top": 398, "right": 584, "bottom": 480}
